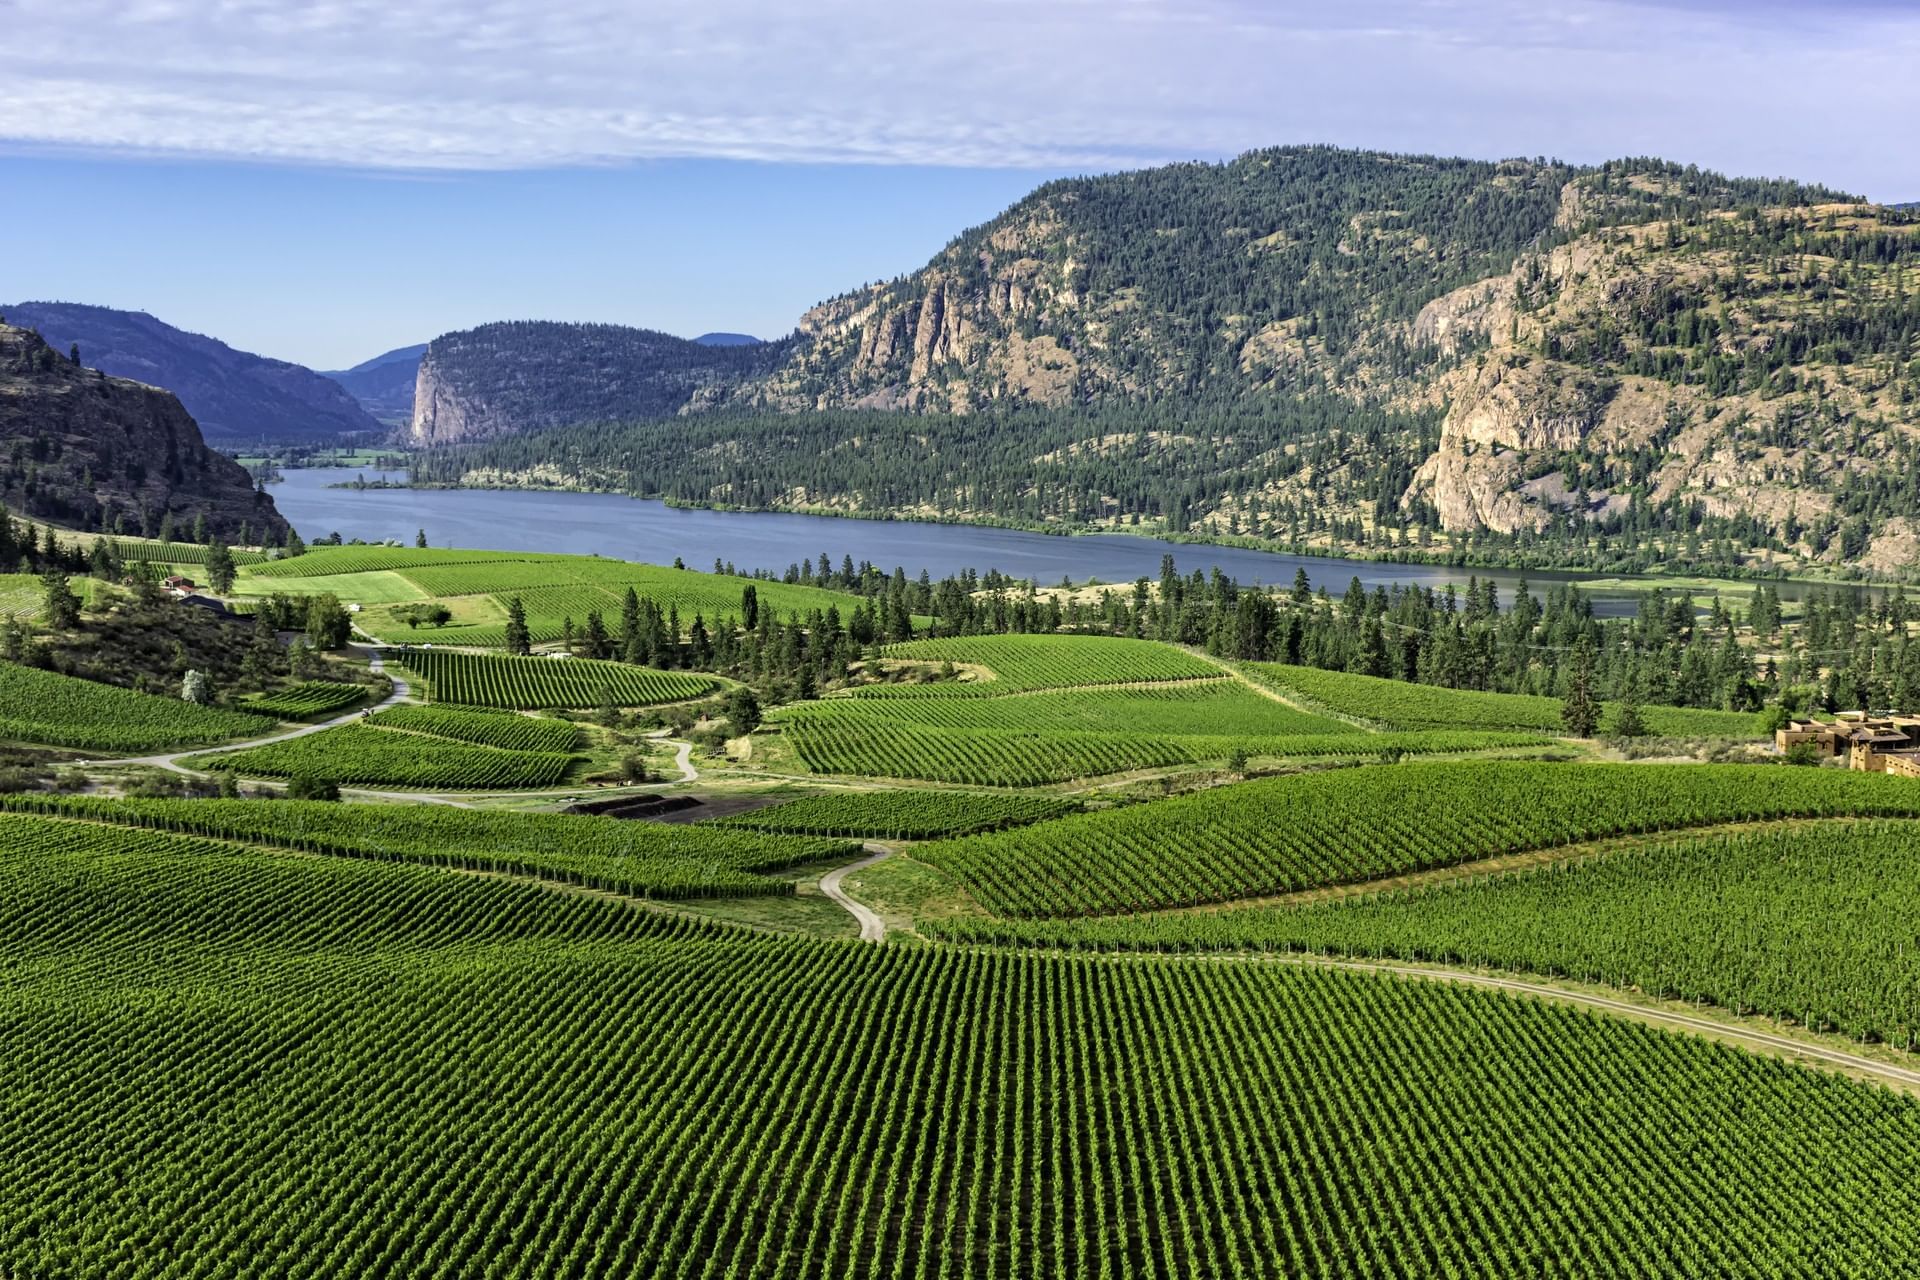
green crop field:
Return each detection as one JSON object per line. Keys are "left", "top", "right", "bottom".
{"left": 0, "top": 796, "right": 851, "bottom": 899}
{"left": 912, "top": 761, "right": 1920, "bottom": 917}
{"left": 1243, "top": 662, "right": 1761, "bottom": 738}
{"left": 5, "top": 823, "right": 1920, "bottom": 1277}
{"left": 240, "top": 680, "right": 370, "bottom": 718}
{"left": 368, "top": 704, "right": 580, "bottom": 752}
{"left": 714, "top": 790, "right": 1079, "bottom": 839}
{"left": 787, "top": 677, "right": 1351, "bottom": 736}
{"left": 933, "top": 821, "right": 1920, "bottom": 1047}
{"left": 398, "top": 649, "right": 717, "bottom": 709}
{"left": 235, "top": 569, "right": 432, "bottom": 603}
{"left": 0, "top": 573, "right": 42, "bottom": 618}
{"left": 778, "top": 717, "right": 1543, "bottom": 786}
{"left": 242, "top": 546, "right": 576, "bottom": 579}
{"left": 187, "top": 725, "right": 578, "bottom": 790}
{"left": 870, "top": 633, "right": 1222, "bottom": 695}
{"left": 0, "top": 664, "right": 275, "bottom": 752}
{"left": 109, "top": 540, "right": 267, "bottom": 567}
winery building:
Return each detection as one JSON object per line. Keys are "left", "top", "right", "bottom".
{"left": 1775, "top": 712, "right": 1920, "bottom": 776}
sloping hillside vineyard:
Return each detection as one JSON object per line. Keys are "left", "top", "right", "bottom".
{"left": 16, "top": 126, "right": 1920, "bottom": 1280}
{"left": 6, "top": 819, "right": 1920, "bottom": 1277}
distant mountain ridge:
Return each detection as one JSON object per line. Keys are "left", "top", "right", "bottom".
{"left": 409, "top": 321, "right": 789, "bottom": 445}
{"left": 0, "top": 322, "right": 289, "bottom": 543}
{"left": 0, "top": 301, "right": 384, "bottom": 446}
{"left": 322, "top": 343, "right": 428, "bottom": 426}
{"left": 418, "top": 146, "right": 1920, "bottom": 577}
{"left": 693, "top": 332, "right": 762, "bottom": 347}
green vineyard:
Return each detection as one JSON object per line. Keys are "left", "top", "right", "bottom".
{"left": 780, "top": 716, "right": 1546, "bottom": 785}
{"left": 870, "top": 633, "right": 1222, "bottom": 695}
{"left": 367, "top": 704, "right": 580, "bottom": 752}
{"left": 1243, "top": 662, "right": 1761, "bottom": 738}
{"left": 0, "top": 797, "right": 851, "bottom": 898}
{"left": 187, "top": 725, "right": 578, "bottom": 790}
{"left": 240, "top": 680, "right": 371, "bottom": 718}
{"left": 0, "top": 664, "right": 275, "bottom": 752}
{"left": 715, "top": 790, "right": 1079, "bottom": 839}
{"left": 913, "top": 761, "right": 1920, "bottom": 917}
{"left": 4, "top": 828, "right": 1920, "bottom": 1277}
{"left": 788, "top": 677, "right": 1352, "bottom": 736}
{"left": 108, "top": 540, "right": 267, "bottom": 567}
{"left": 397, "top": 649, "right": 718, "bottom": 709}
{"left": 931, "top": 820, "right": 1920, "bottom": 1047}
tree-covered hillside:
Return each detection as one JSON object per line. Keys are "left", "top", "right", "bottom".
{"left": 418, "top": 148, "right": 1920, "bottom": 577}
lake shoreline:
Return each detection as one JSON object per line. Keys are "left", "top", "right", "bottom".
{"left": 350, "top": 474, "right": 1900, "bottom": 592}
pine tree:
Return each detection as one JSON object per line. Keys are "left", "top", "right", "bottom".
{"left": 1562, "top": 637, "right": 1600, "bottom": 737}
{"left": 40, "top": 566, "right": 80, "bottom": 630}
{"left": 206, "top": 541, "right": 236, "bottom": 594}
{"left": 504, "top": 596, "right": 531, "bottom": 656}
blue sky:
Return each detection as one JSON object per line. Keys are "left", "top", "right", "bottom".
{"left": 3, "top": 0, "right": 1916, "bottom": 369}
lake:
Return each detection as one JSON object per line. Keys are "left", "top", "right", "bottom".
{"left": 266, "top": 470, "right": 1818, "bottom": 616}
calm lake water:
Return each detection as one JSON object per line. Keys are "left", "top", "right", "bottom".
{"left": 267, "top": 470, "right": 1826, "bottom": 616}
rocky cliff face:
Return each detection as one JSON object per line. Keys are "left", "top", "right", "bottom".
{"left": 410, "top": 321, "right": 783, "bottom": 445}
{"left": 0, "top": 301, "right": 384, "bottom": 445}
{"left": 0, "top": 324, "right": 288, "bottom": 543}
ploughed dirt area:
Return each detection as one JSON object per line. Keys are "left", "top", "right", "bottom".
{"left": 567, "top": 792, "right": 791, "bottom": 824}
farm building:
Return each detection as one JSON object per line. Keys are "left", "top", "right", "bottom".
{"left": 1775, "top": 712, "right": 1920, "bottom": 773}
{"left": 162, "top": 574, "right": 197, "bottom": 595}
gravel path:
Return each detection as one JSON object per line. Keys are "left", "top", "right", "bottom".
{"left": 820, "top": 845, "right": 891, "bottom": 942}
{"left": 118, "top": 644, "right": 410, "bottom": 775}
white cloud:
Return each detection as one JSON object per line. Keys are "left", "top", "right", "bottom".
{"left": 1, "top": 0, "right": 1916, "bottom": 189}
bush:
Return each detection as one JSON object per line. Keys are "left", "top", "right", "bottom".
{"left": 287, "top": 774, "right": 341, "bottom": 801}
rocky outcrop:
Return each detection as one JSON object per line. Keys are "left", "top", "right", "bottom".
{"left": 0, "top": 324, "right": 289, "bottom": 543}
{"left": 410, "top": 321, "right": 785, "bottom": 445}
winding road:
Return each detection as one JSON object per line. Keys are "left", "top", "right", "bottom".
{"left": 820, "top": 845, "right": 891, "bottom": 942}
{"left": 120, "top": 644, "right": 411, "bottom": 775}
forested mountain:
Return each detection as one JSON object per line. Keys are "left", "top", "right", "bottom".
{"left": 0, "top": 323, "right": 289, "bottom": 544}
{"left": 409, "top": 322, "right": 789, "bottom": 445}
{"left": 417, "top": 147, "right": 1920, "bottom": 577}
{"left": 0, "top": 301, "right": 384, "bottom": 445}
{"left": 693, "top": 332, "right": 762, "bottom": 347}
{"left": 322, "top": 343, "right": 427, "bottom": 425}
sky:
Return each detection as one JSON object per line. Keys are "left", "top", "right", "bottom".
{"left": 2, "top": 0, "right": 1916, "bottom": 369}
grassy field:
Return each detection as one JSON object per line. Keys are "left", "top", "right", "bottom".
{"left": 5, "top": 820, "right": 1920, "bottom": 1277}
{"left": 233, "top": 551, "right": 881, "bottom": 648}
